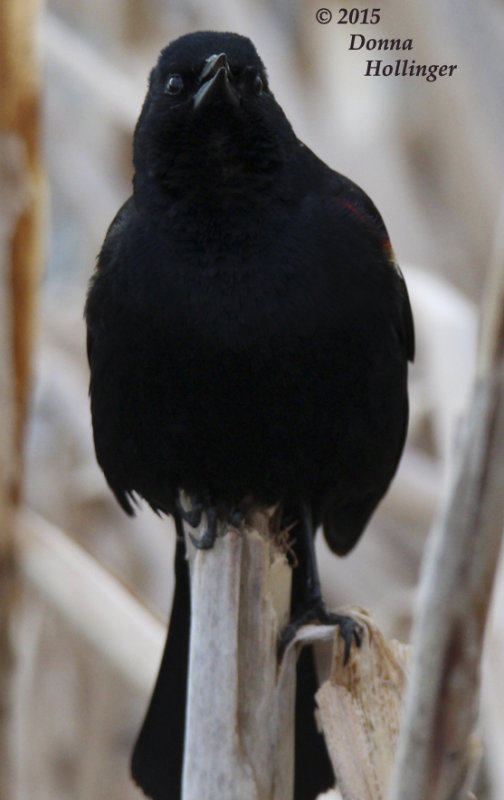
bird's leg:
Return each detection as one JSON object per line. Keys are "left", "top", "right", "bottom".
{"left": 299, "top": 501, "right": 323, "bottom": 606}
{"left": 279, "top": 501, "right": 363, "bottom": 664}
{"left": 173, "top": 505, "right": 186, "bottom": 542}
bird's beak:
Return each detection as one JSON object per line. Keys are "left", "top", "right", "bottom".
{"left": 193, "top": 53, "right": 240, "bottom": 111}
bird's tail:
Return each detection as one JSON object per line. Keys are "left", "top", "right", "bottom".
{"left": 294, "top": 644, "right": 335, "bottom": 799}
{"left": 131, "top": 535, "right": 190, "bottom": 799}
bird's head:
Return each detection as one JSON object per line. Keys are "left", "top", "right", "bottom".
{"left": 132, "top": 31, "right": 297, "bottom": 208}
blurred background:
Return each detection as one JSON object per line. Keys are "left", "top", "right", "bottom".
{"left": 2, "top": 0, "right": 504, "bottom": 797}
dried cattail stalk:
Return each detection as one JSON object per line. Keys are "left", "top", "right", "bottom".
{"left": 182, "top": 514, "right": 295, "bottom": 800}
{"left": 316, "top": 609, "right": 409, "bottom": 800}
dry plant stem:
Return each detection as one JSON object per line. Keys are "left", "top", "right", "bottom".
{"left": 388, "top": 203, "right": 504, "bottom": 800}
{"left": 0, "top": 0, "right": 44, "bottom": 460}
{"left": 388, "top": 374, "right": 504, "bottom": 800}
{"left": 317, "top": 610, "right": 410, "bottom": 800}
{"left": 0, "top": 5, "right": 43, "bottom": 793}
{"left": 182, "top": 518, "right": 294, "bottom": 800}
{"left": 0, "top": 132, "right": 31, "bottom": 800}
{"left": 17, "top": 510, "right": 165, "bottom": 694}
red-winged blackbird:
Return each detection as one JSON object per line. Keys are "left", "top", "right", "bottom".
{"left": 85, "top": 30, "right": 414, "bottom": 800}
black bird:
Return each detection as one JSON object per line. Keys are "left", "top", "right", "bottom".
{"left": 85, "top": 30, "right": 414, "bottom": 800}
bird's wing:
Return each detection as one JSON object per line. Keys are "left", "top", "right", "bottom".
{"left": 330, "top": 170, "right": 415, "bottom": 362}
{"left": 312, "top": 168, "right": 415, "bottom": 555}
{"left": 85, "top": 196, "right": 136, "bottom": 366}
{"left": 85, "top": 196, "right": 140, "bottom": 516}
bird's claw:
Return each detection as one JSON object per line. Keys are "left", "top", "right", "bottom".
{"left": 175, "top": 497, "right": 203, "bottom": 528}
{"left": 229, "top": 508, "right": 244, "bottom": 528}
{"left": 278, "top": 605, "right": 363, "bottom": 665}
{"left": 187, "top": 506, "right": 218, "bottom": 550}
{"left": 178, "top": 496, "right": 245, "bottom": 551}
{"left": 334, "top": 614, "right": 363, "bottom": 665}
{"left": 188, "top": 529, "right": 216, "bottom": 550}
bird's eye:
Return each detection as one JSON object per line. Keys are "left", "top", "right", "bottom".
{"left": 165, "top": 74, "right": 184, "bottom": 95}
{"left": 252, "top": 74, "right": 263, "bottom": 95}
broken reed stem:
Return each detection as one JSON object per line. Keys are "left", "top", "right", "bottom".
{"left": 316, "top": 609, "right": 410, "bottom": 800}
{"left": 181, "top": 516, "right": 295, "bottom": 800}
{"left": 388, "top": 197, "right": 504, "bottom": 800}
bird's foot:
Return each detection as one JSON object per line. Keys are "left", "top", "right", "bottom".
{"left": 279, "top": 602, "right": 363, "bottom": 665}
{"left": 175, "top": 497, "right": 204, "bottom": 528}
{"left": 178, "top": 496, "right": 244, "bottom": 551}
{"left": 188, "top": 506, "right": 218, "bottom": 550}
{"left": 228, "top": 508, "right": 244, "bottom": 528}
